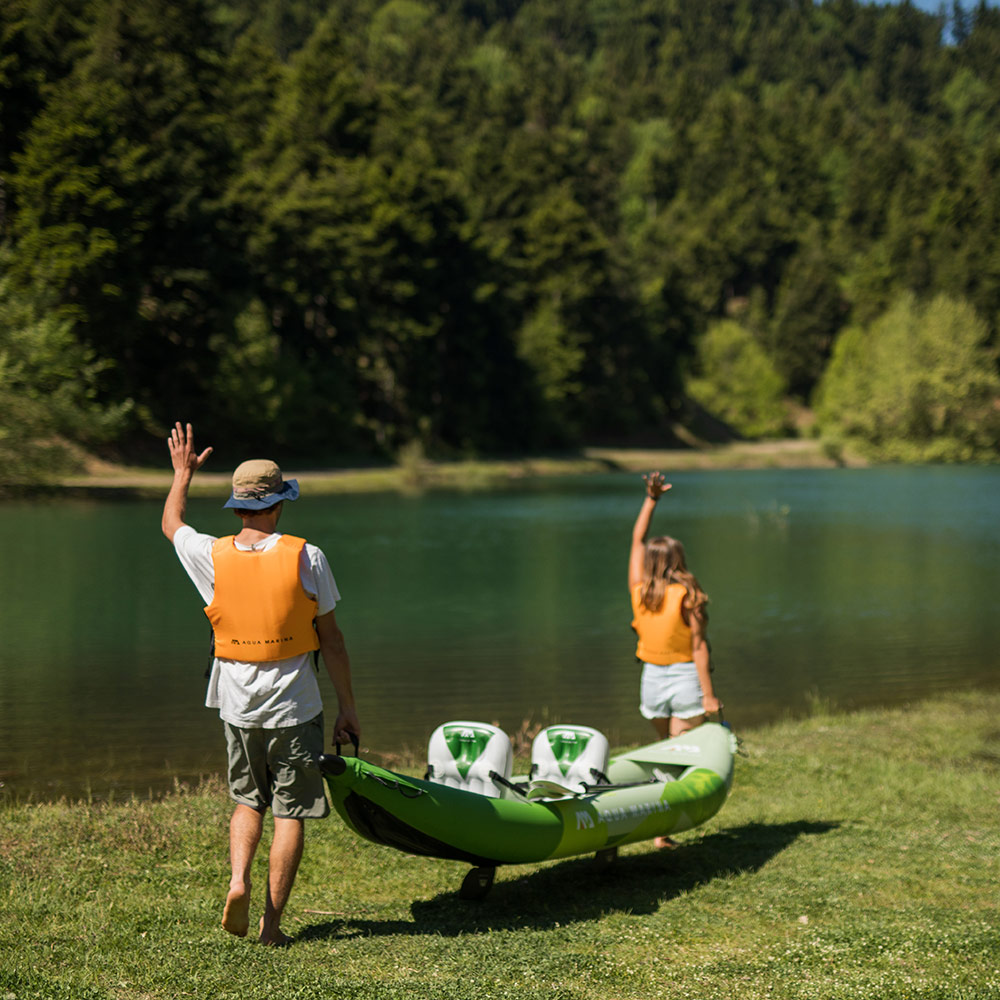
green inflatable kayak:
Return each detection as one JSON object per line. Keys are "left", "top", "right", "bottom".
{"left": 321, "top": 721, "right": 737, "bottom": 898}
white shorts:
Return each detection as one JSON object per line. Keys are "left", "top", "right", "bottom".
{"left": 639, "top": 661, "right": 705, "bottom": 720}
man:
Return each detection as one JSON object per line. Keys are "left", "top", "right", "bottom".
{"left": 161, "top": 422, "right": 360, "bottom": 946}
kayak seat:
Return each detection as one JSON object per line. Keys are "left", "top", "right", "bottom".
{"left": 425, "top": 721, "right": 513, "bottom": 799}
{"left": 530, "top": 725, "right": 610, "bottom": 794}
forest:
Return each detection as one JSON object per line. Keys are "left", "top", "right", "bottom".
{"left": 2, "top": 0, "right": 999, "bottom": 480}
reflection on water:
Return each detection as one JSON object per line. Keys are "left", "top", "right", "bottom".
{"left": 1, "top": 466, "right": 998, "bottom": 800}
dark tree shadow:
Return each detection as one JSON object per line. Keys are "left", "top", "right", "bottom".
{"left": 297, "top": 819, "right": 839, "bottom": 943}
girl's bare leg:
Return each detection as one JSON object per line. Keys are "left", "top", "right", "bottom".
{"left": 650, "top": 716, "right": 705, "bottom": 849}
{"left": 651, "top": 716, "right": 672, "bottom": 739}
{"left": 669, "top": 713, "right": 706, "bottom": 737}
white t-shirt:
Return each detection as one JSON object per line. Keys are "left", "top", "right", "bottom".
{"left": 173, "top": 525, "right": 341, "bottom": 729}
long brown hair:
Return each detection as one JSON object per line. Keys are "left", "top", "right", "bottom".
{"left": 640, "top": 535, "right": 708, "bottom": 624}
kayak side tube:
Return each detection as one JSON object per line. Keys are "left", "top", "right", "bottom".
{"left": 321, "top": 723, "right": 736, "bottom": 867}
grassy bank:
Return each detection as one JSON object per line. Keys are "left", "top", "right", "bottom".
{"left": 3, "top": 692, "right": 997, "bottom": 999}
{"left": 52, "top": 439, "right": 852, "bottom": 499}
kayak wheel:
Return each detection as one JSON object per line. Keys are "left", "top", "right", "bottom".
{"left": 594, "top": 847, "right": 618, "bottom": 871}
{"left": 459, "top": 866, "right": 496, "bottom": 900}
{"left": 318, "top": 754, "right": 346, "bottom": 776}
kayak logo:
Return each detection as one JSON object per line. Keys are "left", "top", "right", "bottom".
{"left": 669, "top": 744, "right": 702, "bottom": 754}
{"left": 575, "top": 811, "right": 595, "bottom": 830}
{"left": 597, "top": 799, "right": 671, "bottom": 825}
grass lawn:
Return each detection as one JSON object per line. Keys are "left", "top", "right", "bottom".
{"left": 2, "top": 691, "right": 997, "bottom": 999}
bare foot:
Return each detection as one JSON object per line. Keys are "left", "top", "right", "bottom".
{"left": 259, "top": 916, "right": 291, "bottom": 947}
{"left": 654, "top": 836, "right": 678, "bottom": 850}
{"left": 222, "top": 883, "right": 251, "bottom": 937}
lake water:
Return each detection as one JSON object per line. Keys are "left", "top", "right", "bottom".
{"left": 1, "top": 466, "right": 998, "bottom": 801}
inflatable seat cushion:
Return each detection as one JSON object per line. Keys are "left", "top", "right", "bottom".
{"left": 531, "top": 725, "right": 610, "bottom": 792}
{"left": 426, "top": 721, "right": 513, "bottom": 798}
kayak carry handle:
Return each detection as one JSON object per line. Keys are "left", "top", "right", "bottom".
{"left": 336, "top": 732, "right": 361, "bottom": 757}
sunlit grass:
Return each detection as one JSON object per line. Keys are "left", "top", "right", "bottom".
{"left": 3, "top": 692, "right": 998, "bottom": 999}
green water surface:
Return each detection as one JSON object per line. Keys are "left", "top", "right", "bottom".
{"left": 1, "top": 466, "right": 997, "bottom": 800}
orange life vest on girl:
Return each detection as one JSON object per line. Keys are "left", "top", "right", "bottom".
{"left": 630, "top": 581, "right": 693, "bottom": 665}
{"left": 204, "top": 534, "right": 320, "bottom": 662}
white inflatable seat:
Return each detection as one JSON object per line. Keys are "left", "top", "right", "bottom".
{"left": 530, "top": 725, "right": 610, "bottom": 795}
{"left": 426, "top": 721, "right": 513, "bottom": 799}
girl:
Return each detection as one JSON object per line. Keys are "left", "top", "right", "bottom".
{"left": 629, "top": 471, "right": 721, "bottom": 744}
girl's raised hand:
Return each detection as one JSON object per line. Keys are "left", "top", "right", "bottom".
{"left": 643, "top": 471, "right": 671, "bottom": 500}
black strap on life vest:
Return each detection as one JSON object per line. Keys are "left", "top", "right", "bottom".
{"left": 205, "top": 629, "right": 215, "bottom": 679}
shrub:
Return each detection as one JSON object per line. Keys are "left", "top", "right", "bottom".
{"left": 813, "top": 293, "right": 1000, "bottom": 462}
{"left": 0, "top": 267, "right": 131, "bottom": 488}
{"left": 685, "top": 320, "right": 789, "bottom": 439}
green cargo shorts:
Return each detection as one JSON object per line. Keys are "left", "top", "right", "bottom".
{"left": 223, "top": 713, "right": 330, "bottom": 819}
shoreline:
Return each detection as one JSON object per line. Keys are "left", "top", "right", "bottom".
{"left": 48, "top": 438, "right": 854, "bottom": 499}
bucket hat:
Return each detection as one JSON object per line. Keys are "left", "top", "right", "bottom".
{"left": 222, "top": 459, "right": 299, "bottom": 509}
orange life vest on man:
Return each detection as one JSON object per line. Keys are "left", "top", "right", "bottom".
{"left": 630, "top": 581, "right": 693, "bottom": 665}
{"left": 204, "top": 534, "right": 320, "bottom": 662}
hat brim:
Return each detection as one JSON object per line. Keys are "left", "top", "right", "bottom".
{"left": 222, "top": 479, "right": 299, "bottom": 509}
